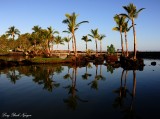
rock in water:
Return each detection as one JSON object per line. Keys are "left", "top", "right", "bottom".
{"left": 151, "top": 61, "right": 156, "bottom": 66}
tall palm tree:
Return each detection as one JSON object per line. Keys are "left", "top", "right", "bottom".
{"left": 98, "top": 34, "right": 106, "bottom": 53}
{"left": 62, "top": 12, "right": 89, "bottom": 57}
{"left": 121, "top": 3, "right": 145, "bottom": 60}
{"left": 88, "top": 29, "right": 100, "bottom": 56}
{"left": 113, "top": 14, "right": 126, "bottom": 55}
{"left": 63, "top": 36, "right": 71, "bottom": 54}
{"left": 6, "top": 26, "right": 20, "bottom": 40}
{"left": 54, "top": 36, "right": 64, "bottom": 50}
{"left": 81, "top": 35, "right": 92, "bottom": 52}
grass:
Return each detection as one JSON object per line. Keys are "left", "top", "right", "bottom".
{"left": 30, "top": 57, "right": 72, "bottom": 63}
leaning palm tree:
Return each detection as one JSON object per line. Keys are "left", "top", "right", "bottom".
{"left": 121, "top": 3, "right": 145, "bottom": 60}
{"left": 63, "top": 36, "right": 71, "bottom": 54}
{"left": 54, "top": 35, "right": 64, "bottom": 50}
{"left": 113, "top": 14, "right": 126, "bottom": 55}
{"left": 88, "top": 29, "right": 100, "bottom": 56}
{"left": 81, "top": 35, "right": 92, "bottom": 52}
{"left": 6, "top": 26, "right": 20, "bottom": 40}
{"left": 98, "top": 34, "right": 106, "bottom": 53}
{"left": 62, "top": 12, "right": 89, "bottom": 57}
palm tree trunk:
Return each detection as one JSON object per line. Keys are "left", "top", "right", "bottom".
{"left": 73, "top": 34, "right": 77, "bottom": 57}
{"left": 120, "top": 29, "right": 124, "bottom": 55}
{"left": 100, "top": 41, "right": 102, "bottom": 53}
{"left": 72, "top": 36, "right": 75, "bottom": 55}
{"left": 132, "top": 70, "right": 136, "bottom": 97}
{"left": 95, "top": 39, "right": 98, "bottom": 56}
{"left": 132, "top": 19, "right": 137, "bottom": 60}
{"left": 125, "top": 31, "right": 129, "bottom": 57}
{"left": 86, "top": 42, "right": 87, "bottom": 52}
{"left": 68, "top": 42, "right": 70, "bottom": 54}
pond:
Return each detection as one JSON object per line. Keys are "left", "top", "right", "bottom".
{"left": 0, "top": 59, "right": 160, "bottom": 119}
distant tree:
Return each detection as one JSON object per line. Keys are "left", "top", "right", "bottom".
{"left": 63, "top": 36, "right": 71, "bottom": 54}
{"left": 54, "top": 36, "right": 64, "bottom": 50}
{"left": 98, "top": 34, "right": 106, "bottom": 53}
{"left": 107, "top": 44, "right": 116, "bottom": 55}
{"left": 6, "top": 26, "right": 20, "bottom": 40}
{"left": 88, "top": 29, "right": 100, "bottom": 56}
{"left": 81, "top": 35, "right": 92, "bottom": 52}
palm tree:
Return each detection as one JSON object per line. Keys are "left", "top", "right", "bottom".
{"left": 54, "top": 36, "right": 64, "bottom": 50}
{"left": 81, "top": 35, "right": 92, "bottom": 52}
{"left": 121, "top": 3, "right": 145, "bottom": 60}
{"left": 62, "top": 12, "right": 89, "bottom": 57}
{"left": 63, "top": 30, "right": 74, "bottom": 54}
{"left": 88, "top": 29, "right": 100, "bottom": 56}
{"left": 47, "top": 26, "right": 59, "bottom": 51}
{"left": 63, "top": 36, "right": 71, "bottom": 54}
{"left": 31, "top": 25, "right": 42, "bottom": 46}
{"left": 113, "top": 14, "right": 126, "bottom": 55}
{"left": 6, "top": 26, "right": 20, "bottom": 40}
{"left": 123, "top": 21, "right": 134, "bottom": 57}
{"left": 98, "top": 34, "right": 106, "bottom": 53}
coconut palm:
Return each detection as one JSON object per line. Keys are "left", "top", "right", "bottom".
{"left": 113, "top": 14, "right": 126, "bottom": 55}
{"left": 54, "top": 36, "right": 64, "bottom": 50}
{"left": 47, "top": 26, "right": 59, "bottom": 51}
{"left": 81, "top": 35, "right": 92, "bottom": 52}
{"left": 98, "top": 34, "right": 106, "bottom": 53}
{"left": 6, "top": 26, "right": 20, "bottom": 40}
{"left": 121, "top": 3, "right": 145, "bottom": 60}
{"left": 63, "top": 36, "right": 71, "bottom": 54}
{"left": 31, "top": 25, "right": 42, "bottom": 46}
{"left": 62, "top": 12, "right": 89, "bottom": 57}
{"left": 123, "top": 21, "right": 134, "bottom": 57}
{"left": 88, "top": 29, "right": 100, "bottom": 56}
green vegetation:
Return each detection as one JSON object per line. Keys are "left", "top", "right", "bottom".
{"left": 107, "top": 44, "right": 116, "bottom": 55}
{"left": 30, "top": 57, "right": 72, "bottom": 63}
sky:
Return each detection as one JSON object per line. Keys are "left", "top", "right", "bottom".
{"left": 0, "top": 0, "right": 160, "bottom": 51}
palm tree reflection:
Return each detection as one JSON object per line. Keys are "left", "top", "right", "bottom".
{"left": 32, "top": 65, "right": 60, "bottom": 92}
{"left": 7, "top": 67, "right": 21, "bottom": 84}
{"left": 63, "top": 66, "right": 88, "bottom": 110}
{"left": 88, "top": 64, "right": 105, "bottom": 90}
{"left": 82, "top": 63, "right": 92, "bottom": 80}
{"left": 113, "top": 69, "right": 138, "bottom": 119}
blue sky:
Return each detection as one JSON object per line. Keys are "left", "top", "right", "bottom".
{"left": 0, "top": 0, "right": 160, "bottom": 51}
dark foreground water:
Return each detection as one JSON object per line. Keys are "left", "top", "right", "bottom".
{"left": 0, "top": 59, "right": 160, "bottom": 119}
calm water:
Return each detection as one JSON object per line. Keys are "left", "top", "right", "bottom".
{"left": 0, "top": 59, "right": 160, "bottom": 119}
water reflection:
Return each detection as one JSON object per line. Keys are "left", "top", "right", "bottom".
{"left": 88, "top": 64, "right": 106, "bottom": 90}
{"left": 7, "top": 67, "right": 21, "bottom": 84}
{"left": 113, "top": 69, "right": 138, "bottom": 119}
{"left": 1, "top": 60, "right": 159, "bottom": 119}
{"left": 63, "top": 66, "right": 88, "bottom": 110}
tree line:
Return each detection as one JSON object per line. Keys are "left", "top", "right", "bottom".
{"left": 0, "top": 3, "right": 144, "bottom": 60}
